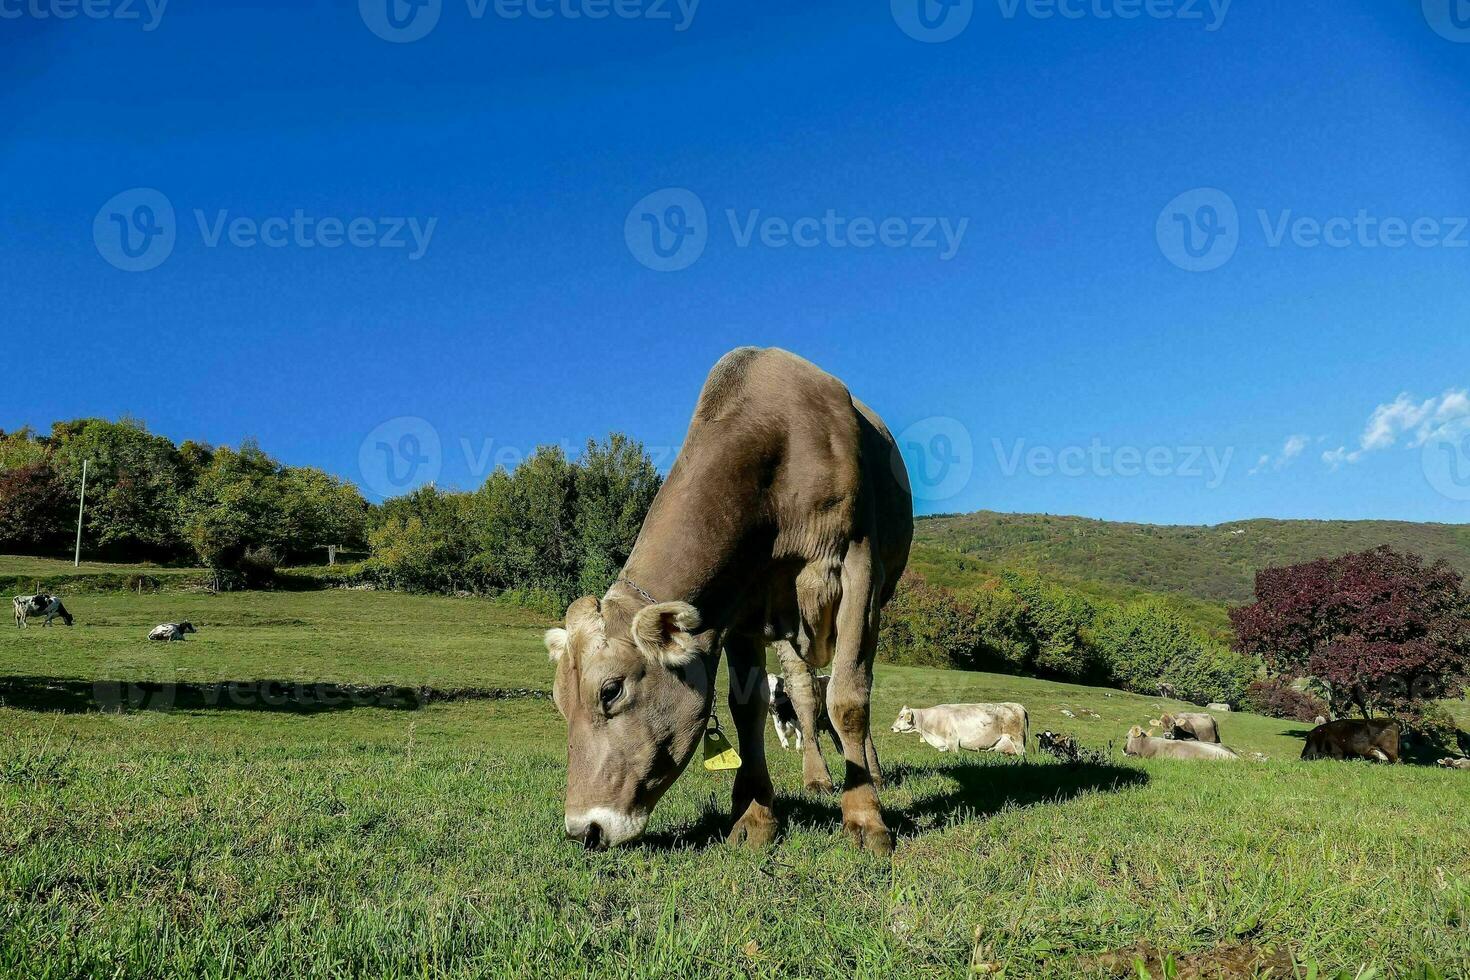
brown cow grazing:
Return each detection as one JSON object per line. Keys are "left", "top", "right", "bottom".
{"left": 1125, "top": 726, "right": 1240, "bottom": 761}
{"left": 545, "top": 348, "right": 912, "bottom": 853}
{"left": 1301, "top": 719, "right": 1400, "bottom": 763}
{"left": 1152, "top": 711, "right": 1221, "bottom": 743}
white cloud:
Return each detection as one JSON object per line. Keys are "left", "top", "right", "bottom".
{"left": 1251, "top": 434, "right": 1309, "bottom": 475}
{"left": 1361, "top": 394, "right": 1435, "bottom": 451}
{"left": 1324, "top": 388, "right": 1470, "bottom": 468}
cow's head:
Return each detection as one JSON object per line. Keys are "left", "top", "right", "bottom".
{"left": 1124, "top": 725, "right": 1149, "bottom": 755}
{"left": 891, "top": 706, "right": 917, "bottom": 733}
{"left": 180, "top": 621, "right": 197, "bottom": 634}
{"left": 546, "top": 595, "right": 714, "bottom": 849}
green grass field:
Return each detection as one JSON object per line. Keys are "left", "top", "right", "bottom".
{"left": 2, "top": 582, "right": 1467, "bottom": 977}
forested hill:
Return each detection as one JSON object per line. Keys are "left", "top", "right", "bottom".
{"left": 914, "top": 511, "right": 1470, "bottom": 604}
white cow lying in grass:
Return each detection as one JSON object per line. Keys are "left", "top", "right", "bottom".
{"left": 1125, "top": 726, "right": 1240, "bottom": 761}
{"left": 890, "top": 703, "right": 1028, "bottom": 756}
{"left": 148, "top": 622, "right": 197, "bottom": 642}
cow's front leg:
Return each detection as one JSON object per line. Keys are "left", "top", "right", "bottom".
{"left": 829, "top": 546, "right": 892, "bottom": 855}
{"left": 771, "top": 713, "right": 790, "bottom": 750}
{"left": 724, "top": 635, "right": 777, "bottom": 848}
{"left": 776, "top": 641, "right": 834, "bottom": 793}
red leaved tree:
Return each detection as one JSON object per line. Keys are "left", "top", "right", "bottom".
{"left": 1230, "top": 546, "right": 1470, "bottom": 721}
{"left": 0, "top": 461, "right": 72, "bottom": 554}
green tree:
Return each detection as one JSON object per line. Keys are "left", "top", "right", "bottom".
{"left": 49, "top": 417, "right": 187, "bottom": 559}
{"left": 1096, "top": 599, "right": 1254, "bottom": 705}
{"left": 1006, "top": 574, "right": 1099, "bottom": 680}
{"left": 278, "top": 466, "right": 370, "bottom": 563}
{"left": 574, "top": 433, "right": 661, "bottom": 597}
{"left": 181, "top": 442, "right": 286, "bottom": 582}
{"left": 370, "top": 486, "right": 477, "bottom": 592}
{"left": 957, "top": 584, "right": 1032, "bottom": 673}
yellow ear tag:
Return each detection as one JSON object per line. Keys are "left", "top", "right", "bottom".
{"left": 703, "top": 716, "right": 741, "bottom": 771}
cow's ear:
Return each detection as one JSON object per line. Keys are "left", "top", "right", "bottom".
{"left": 545, "top": 628, "right": 569, "bottom": 664}
{"left": 631, "top": 601, "right": 704, "bottom": 667}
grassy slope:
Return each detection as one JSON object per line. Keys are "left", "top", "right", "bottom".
{"left": 909, "top": 542, "right": 1235, "bottom": 639}
{"left": 1, "top": 554, "right": 212, "bottom": 597}
{"left": 2, "top": 589, "right": 1467, "bottom": 978}
{"left": 916, "top": 511, "right": 1470, "bottom": 604}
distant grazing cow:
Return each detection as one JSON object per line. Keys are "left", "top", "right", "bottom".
{"left": 1438, "top": 757, "right": 1470, "bottom": 770}
{"left": 148, "top": 622, "right": 198, "bottom": 642}
{"left": 1301, "top": 719, "right": 1400, "bottom": 763}
{"left": 1206, "top": 702, "right": 1232, "bottom": 712}
{"left": 1125, "top": 726, "right": 1240, "bottom": 761}
{"left": 891, "top": 703, "right": 1028, "bottom": 756}
{"left": 1152, "top": 711, "right": 1221, "bottom": 743}
{"left": 13, "top": 594, "right": 73, "bottom": 628}
{"left": 1313, "top": 715, "right": 1328, "bottom": 726}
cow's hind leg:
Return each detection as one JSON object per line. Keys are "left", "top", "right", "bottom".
{"left": 776, "top": 642, "right": 834, "bottom": 793}
{"left": 827, "top": 543, "right": 892, "bottom": 855}
{"left": 725, "top": 634, "right": 777, "bottom": 848}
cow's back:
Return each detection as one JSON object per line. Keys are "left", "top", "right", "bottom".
{"left": 662, "top": 347, "right": 912, "bottom": 630}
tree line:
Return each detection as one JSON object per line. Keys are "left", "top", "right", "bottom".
{"left": 0, "top": 419, "right": 659, "bottom": 606}
{"left": 0, "top": 419, "right": 368, "bottom": 581}
{"left": 876, "top": 570, "right": 1257, "bottom": 707}
{"left": 3, "top": 418, "right": 1464, "bottom": 736}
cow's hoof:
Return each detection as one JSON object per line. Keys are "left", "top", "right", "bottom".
{"left": 727, "top": 814, "right": 777, "bottom": 849}
{"left": 803, "top": 775, "right": 835, "bottom": 794}
{"left": 844, "top": 819, "right": 894, "bottom": 856}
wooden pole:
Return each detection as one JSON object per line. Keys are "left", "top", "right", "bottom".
{"left": 74, "top": 459, "right": 88, "bottom": 567}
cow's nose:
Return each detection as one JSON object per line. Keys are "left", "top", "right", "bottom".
{"left": 567, "top": 820, "right": 606, "bottom": 850}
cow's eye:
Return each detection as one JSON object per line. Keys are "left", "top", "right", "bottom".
{"left": 600, "top": 679, "right": 624, "bottom": 714}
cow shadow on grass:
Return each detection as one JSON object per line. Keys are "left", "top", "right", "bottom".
{"left": 644, "top": 757, "right": 1147, "bottom": 851}
{"left": 0, "top": 675, "right": 549, "bottom": 715}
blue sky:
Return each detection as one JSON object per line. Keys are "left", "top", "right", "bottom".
{"left": 4, "top": 0, "right": 1470, "bottom": 524}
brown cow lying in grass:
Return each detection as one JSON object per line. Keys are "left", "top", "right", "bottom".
{"left": 1150, "top": 711, "right": 1221, "bottom": 743}
{"left": 1436, "top": 757, "right": 1469, "bottom": 770}
{"left": 1125, "top": 726, "right": 1240, "bottom": 761}
{"left": 1301, "top": 719, "right": 1400, "bottom": 763}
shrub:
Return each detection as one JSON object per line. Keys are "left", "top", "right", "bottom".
{"left": 877, "top": 572, "right": 980, "bottom": 669}
{"left": 1094, "top": 600, "right": 1254, "bottom": 705}
{"left": 1006, "top": 575, "right": 1098, "bottom": 680}
{"left": 1241, "top": 678, "right": 1328, "bottom": 722}
{"left": 239, "top": 547, "right": 280, "bottom": 588}
{"left": 959, "top": 585, "right": 1032, "bottom": 673}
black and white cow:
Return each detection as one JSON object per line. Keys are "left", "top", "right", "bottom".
{"left": 13, "top": 594, "right": 73, "bottom": 628}
{"left": 764, "top": 671, "right": 837, "bottom": 751}
{"left": 148, "top": 622, "right": 198, "bottom": 642}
